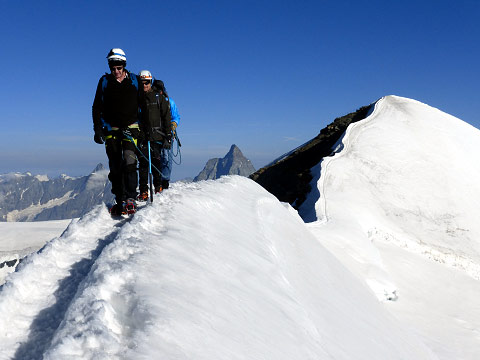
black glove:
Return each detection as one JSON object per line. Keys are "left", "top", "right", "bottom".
{"left": 122, "top": 128, "right": 133, "bottom": 139}
{"left": 163, "top": 134, "right": 172, "bottom": 149}
{"left": 94, "top": 128, "right": 104, "bottom": 144}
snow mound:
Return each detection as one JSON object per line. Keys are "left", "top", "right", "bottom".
{"left": 0, "top": 176, "right": 436, "bottom": 359}
{"left": 302, "top": 95, "right": 480, "bottom": 297}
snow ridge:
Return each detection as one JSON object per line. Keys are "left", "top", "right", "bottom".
{"left": 0, "top": 206, "right": 121, "bottom": 359}
{"left": 0, "top": 177, "right": 437, "bottom": 360}
{"left": 308, "top": 95, "right": 480, "bottom": 298}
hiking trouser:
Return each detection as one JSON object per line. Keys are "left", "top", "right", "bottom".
{"left": 138, "top": 141, "right": 172, "bottom": 193}
{"left": 160, "top": 146, "right": 173, "bottom": 182}
{"left": 105, "top": 128, "right": 139, "bottom": 204}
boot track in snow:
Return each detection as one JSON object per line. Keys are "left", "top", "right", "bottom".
{"left": 0, "top": 205, "right": 126, "bottom": 359}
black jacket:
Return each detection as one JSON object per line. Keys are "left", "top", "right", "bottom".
{"left": 144, "top": 85, "right": 172, "bottom": 141}
{"left": 92, "top": 71, "right": 145, "bottom": 132}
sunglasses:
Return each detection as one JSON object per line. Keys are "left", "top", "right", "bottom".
{"left": 142, "top": 81, "right": 151, "bottom": 86}
{"left": 110, "top": 66, "right": 124, "bottom": 72}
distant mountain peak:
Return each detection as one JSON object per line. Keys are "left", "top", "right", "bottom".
{"left": 226, "top": 144, "right": 241, "bottom": 155}
{"left": 194, "top": 144, "right": 255, "bottom": 182}
{"left": 92, "top": 163, "right": 105, "bottom": 173}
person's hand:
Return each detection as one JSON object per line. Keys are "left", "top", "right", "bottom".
{"left": 94, "top": 129, "right": 104, "bottom": 144}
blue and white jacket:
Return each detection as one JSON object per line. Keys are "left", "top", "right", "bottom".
{"left": 168, "top": 98, "right": 180, "bottom": 126}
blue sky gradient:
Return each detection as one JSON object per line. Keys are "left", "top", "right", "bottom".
{"left": 0, "top": 0, "right": 478, "bottom": 180}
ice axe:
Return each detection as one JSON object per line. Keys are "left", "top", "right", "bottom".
{"left": 148, "top": 141, "right": 154, "bottom": 203}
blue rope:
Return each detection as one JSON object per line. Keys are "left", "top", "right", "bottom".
{"left": 171, "top": 136, "right": 182, "bottom": 165}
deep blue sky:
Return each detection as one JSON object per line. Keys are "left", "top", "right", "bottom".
{"left": 0, "top": 0, "right": 478, "bottom": 180}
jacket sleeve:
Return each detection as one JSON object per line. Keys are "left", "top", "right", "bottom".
{"left": 92, "top": 77, "right": 104, "bottom": 132}
{"left": 169, "top": 98, "right": 180, "bottom": 126}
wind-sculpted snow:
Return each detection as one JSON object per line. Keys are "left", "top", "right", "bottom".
{"left": 0, "top": 207, "right": 122, "bottom": 359}
{"left": 301, "top": 96, "right": 480, "bottom": 294}
{"left": 299, "top": 95, "right": 480, "bottom": 358}
{"left": 0, "top": 177, "right": 437, "bottom": 359}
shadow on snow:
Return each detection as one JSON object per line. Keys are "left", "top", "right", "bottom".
{"left": 13, "top": 219, "right": 129, "bottom": 359}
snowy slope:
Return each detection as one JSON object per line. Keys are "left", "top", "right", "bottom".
{"left": 1, "top": 95, "right": 478, "bottom": 359}
{"left": 0, "top": 220, "right": 71, "bottom": 255}
{"left": 0, "top": 219, "right": 71, "bottom": 284}
{"left": 300, "top": 95, "right": 480, "bottom": 359}
{"left": 0, "top": 177, "right": 436, "bottom": 360}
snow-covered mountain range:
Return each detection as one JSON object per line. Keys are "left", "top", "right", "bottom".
{"left": 0, "top": 164, "right": 113, "bottom": 222}
{"left": 0, "top": 95, "right": 479, "bottom": 359}
{"left": 0, "top": 145, "right": 255, "bottom": 222}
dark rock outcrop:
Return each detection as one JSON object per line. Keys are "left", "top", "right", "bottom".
{"left": 250, "top": 104, "right": 373, "bottom": 208}
{"left": 0, "top": 258, "right": 18, "bottom": 269}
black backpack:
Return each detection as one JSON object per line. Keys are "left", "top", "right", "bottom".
{"left": 152, "top": 79, "right": 169, "bottom": 98}
{"left": 147, "top": 81, "right": 171, "bottom": 141}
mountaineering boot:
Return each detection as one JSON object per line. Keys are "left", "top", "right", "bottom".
{"left": 125, "top": 198, "right": 137, "bottom": 215}
{"left": 162, "top": 180, "right": 169, "bottom": 190}
{"left": 154, "top": 186, "right": 163, "bottom": 194}
{"left": 137, "top": 191, "right": 149, "bottom": 201}
{"left": 109, "top": 203, "right": 126, "bottom": 216}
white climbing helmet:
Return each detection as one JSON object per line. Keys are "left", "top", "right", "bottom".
{"left": 106, "top": 48, "right": 127, "bottom": 65}
{"left": 139, "top": 70, "right": 153, "bottom": 83}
